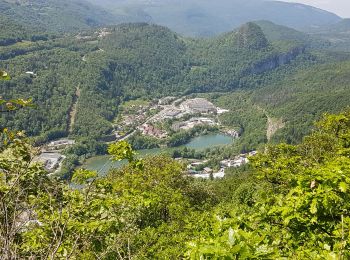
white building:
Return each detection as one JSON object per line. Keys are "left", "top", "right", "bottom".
{"left": 36, "top": 153, "right": 63, "bottom": 172}
{"left": 217, "top": 107, "right": 230, "bottom": 114}
{"left": 180, "top": 98, "right": 217, "bottom": 114}
{"left": 158, "top": 96, "right": 176, "bottom": 105}
{"left": 191, "top": 168, "right": 225, "bottom": 179}
{"left": 25, "top": 71, "right": 37, "bottom": 78}
{"left": 48, "top": 139, "right": 75, "bottom": 149}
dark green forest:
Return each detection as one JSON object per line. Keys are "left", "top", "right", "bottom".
{"left": 3, "top": 20, "right": 347, "bottom": 146}
{"left": 2, "top": 1, "right": 350, "bottom": 258}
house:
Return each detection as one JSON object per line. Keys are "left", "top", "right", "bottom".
{"left": 226, "top": 129, "right": 240, "bottom": 138}
{"left": 139, "top": 124, "right": 167, "bottom": 139}
{"left": 190, "top": 168, "right": 225, "bottom": 179}
{"left": 47, "top": 139, "right": 75, "bottom": 150}
{"left": 213, "top": 168, "right": 225, "bottom": 178}
{"left": 25, "top": 71, "right": 37, "bottom": 78}
{"left": 203, "top": 167, "right": 213, "bottom": 174}
{"left": 217, "top": 107, "right": 230, "bottom": 114}
{"left": 232, "top": 157, "right": 249, "bottom": 167}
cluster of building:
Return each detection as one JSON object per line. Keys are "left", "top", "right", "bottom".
{"left": 150, "top": 97, "right": 228, "bottom": 124}
{"left": 138, "top": 124, "right": 167, "bottom": 139}
{"left": 116, "top": 97, "right": 232, "bottom": 140}
{"left": 35, "top": 139, "right": 76, "bottom": 173}
{"left": 186, "top": 151, "right": 257, "bottom": 179}
{"left": 220, "top": 151, "right": 258, "bottom": 168}
{"left": 154, "top": 107, "right": 184, "bottom": 121}
{"left": 76, "top": 28, "right": 111, "bottom": 41}
{"left": 46, "top": 139, "right": 75, "bottom": 151}
{"left": 151, "top": 97, "right": 224, "bottom": 123}
{"left": 172, "top": 117, "right": 217, "bottom": 131}
{"left": 121, "top": 113, "right": 147, "bottom": 127}
{"left": 118, "top": 103, "right": 154, "bottom": 128}
{"left": 192, "top": 169, "right": 225, "bottom": 179}
{"left": 186, "top": 160, "right": 225, "bottom": 180}
{"left": 35, "top": 152, "right": 65, "bottom": 173}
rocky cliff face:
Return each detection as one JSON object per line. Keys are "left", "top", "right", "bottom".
{"left": 244, "top": 46, "right": 305, "bottom": 75}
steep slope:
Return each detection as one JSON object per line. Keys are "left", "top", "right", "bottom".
{"left": 308, "top": 19, "right": 350, "bottom": 51}
{"left": 252, "top": 60, "right": 350, "bottom": 143}
{"left": 186, "top": 22, "right": 307, "bottom": 92}
{"left": 87, "top": 0, "right": 341, "bottom": 37}
{"left": 0, "top": 0, "right": 121, "bottom": 33}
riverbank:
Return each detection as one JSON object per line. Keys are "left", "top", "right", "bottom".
{"left": 83, "top": 134, "right": 233, "bottom": 175}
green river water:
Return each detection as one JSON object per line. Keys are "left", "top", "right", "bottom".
{"left": 83, "top": 134, "right": 233, "bottom": 175}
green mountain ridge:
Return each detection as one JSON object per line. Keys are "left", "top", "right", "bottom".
{"left": 0, "top": 0, "right": 121, "bottom": 33}
{"left": 86, "top": 0, "right": 341, "bottom": 37}
{"left": 1, "top": 19, "right": 350, "bottom": 164}
{"left": 1, "top": 21, "right": 310, "bottom": 141}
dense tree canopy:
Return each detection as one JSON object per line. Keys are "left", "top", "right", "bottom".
{"left": 1, "top": 111, "right": 350, "bottom": 258}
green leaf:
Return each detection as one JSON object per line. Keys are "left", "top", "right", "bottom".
{"left": 72, "top": 169, "right": 98, "bottom": 185}
{"left": 108, "top": 141, "right": 136, "bottom": 163}
{"left": 339, "top": 182, "right": 348, "bottom": 193}
{"left": 310, "top": 199, "right": 318, "bottom": 214}
{"left": 0, "top": 70, "right": 11, "bottom": 80}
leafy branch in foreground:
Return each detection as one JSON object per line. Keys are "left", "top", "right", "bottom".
{"left": 187, "top": 111, "right": 350, "bottom": 259}
{"left": 108, "top": 140, "right": 144, "bottom": 170}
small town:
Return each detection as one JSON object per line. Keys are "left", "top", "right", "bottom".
{"left": 35, "top": 96, "right": 242, "bottom": 175}
{"left": 115, "top": 97, "right": 238, "bottom": 140}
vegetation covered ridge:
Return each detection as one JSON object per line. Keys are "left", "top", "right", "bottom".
{"left": 2, "top": 109, "right": 350, "bottom": 258}
{"left": 0, "top": 22, "right": 310, "bottom": 141}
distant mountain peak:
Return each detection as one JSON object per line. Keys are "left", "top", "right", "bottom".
{"left": 236, "top": 22, "right": 268, "bottom": 50}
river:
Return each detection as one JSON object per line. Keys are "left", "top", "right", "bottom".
{"left": 83, "top": 134, "right": 233, "bottom": 175}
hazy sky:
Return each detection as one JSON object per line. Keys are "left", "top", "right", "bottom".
{"left": 280, "top": 0, "right": 350, "bottom": 18}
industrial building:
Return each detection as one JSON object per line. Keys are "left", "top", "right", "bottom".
{"left": 180, "top": 98, "right": 217, "bottom": 114}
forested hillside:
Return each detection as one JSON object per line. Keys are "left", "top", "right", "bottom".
{"left": 1, "top": 18, "right": 350, "bottom": 166}
{"left": 253, "top": 60, "right": 350, "bottom": 143}
{"left": 0, "top": 22, "right": 311, "bottom": 141}
{"left": 0, "top": 0, "right": 120, "bottom": 33}
{"left": 308, "top": 19, "right": 350, "bottom": 51}
{"left": 0, "top": 15, "right": 46, "bottom": 46}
